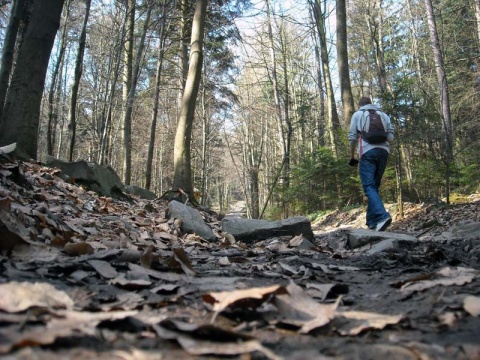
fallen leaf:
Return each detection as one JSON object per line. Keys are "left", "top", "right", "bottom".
{"left": 63, "top": 242, "right": 94, "bottom": 256}
{"left": 464, "top": 296, "right": 480, "bottom": 317}
{"left": 110, "top": 273, "right": 152, "bottom": 289}
{"left": 0, "top": 282, "right": 74, "bottom": 312}
{"left": 88, "top": 259, "right": 118, "bottom": 279}
{"left": 400, "top": 267, "right": 479, "bottom": 294}
{"left": 335, "top": 311, "right": 403, "bottom": 335}
{"left": 203, "top": 285, "right": 287, "bottom": 314}
{"left": 153, "top": 319, "right": 281, "bottom": 360}
{"left": 274, "top": 282, "right": 339, "bottom": 333}
{"left": 140, "top": 245, "right": 154, "bottom": 269}
{"left": 172, "top": 247, "right": 196, "bottom": 276}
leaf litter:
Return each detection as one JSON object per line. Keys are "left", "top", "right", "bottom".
{"left": 0, "top": 160, "right": 479, "bottom": 359}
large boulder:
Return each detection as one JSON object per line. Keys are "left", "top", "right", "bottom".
{"left": 449, "top": 222, "right": 480, "bottom": 240}
{"left": 45, "top": 156, "right": 125, "bottom": 198}
{"left": 221, "top": 216, "right": 314, "bottom": 243}
{"left": 167, "top": 200, "right": 217, "bottom": 242}
{"left": 125, "top": 185, "right": 157, "bottom": 200}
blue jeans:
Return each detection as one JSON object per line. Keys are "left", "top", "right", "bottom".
{"left": 359, "top": 148, "right": 390, "bottom": 228}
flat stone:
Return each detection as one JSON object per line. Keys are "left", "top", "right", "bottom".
{"left": 167, "top": 201, "right": 217, "bottom": 242}
{"left": 125, "top": 185, "right": 157, "bottom": 200}
{"left": 450, "top": 222, "right": 480, "bottom": 240}
{"left": 222, "top": 216, "right": 314, "bottom": 243}
{"left": 348, "top": 229, "right": 416, "bottom": 249}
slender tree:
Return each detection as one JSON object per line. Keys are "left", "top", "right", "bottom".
{"left": 68, "top": 0, "right": 92, "bottom": 161}
{"left": 424, "top": 0, "right": 454, "bottom": 204}
{"left": 310, "top": 0, "right": 340, "bottom": 157}
{"left": 146, "top": 1, "right": 169, "bottom": 190}
{"left": 336, "top": 0, "right": 354, "bottom": 123}
{"left": 121, "top": 0, "right": 135, "bottom": 184}
{"left": 173, "top": 0, "right": 208, "bottom": 196}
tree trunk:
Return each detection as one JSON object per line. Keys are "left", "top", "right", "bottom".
{"left": 0, "top": 0, "right": 26, "bottom": 123}
{"left": 146, "top": 1, "right": 168, "bottom": 190}
{"left": 475, "top": 0, "right": 480, "bottom": 50}
{"left": 424, "top": 0, "right": 454, "bottom": 204}
{"left": 0, "top": 0, "right": 65, "bottom": 160}
{"left": 311, "top": 0, "right": 340, "bottom": 158}
{"left": 98, "top": 7, "right": 128, "bottom": 165}
{"left": 67, "top": 0, "right": 91, "bottom": 161}
{"left": 173, "top": 0, "right": 208, "bottom": 197}
{"left": 121, "top": 0, "right": 135, "bottom": 185}
{"left": 122, "top": 1, "right": 152, "bottom": 184}
{"left": 46, "top": 0, "right": 70, "bottom": 156}
{"left": 177, "top": 0, "right": 189, "bottom": 109}
{"left": 336, "top": 0, "right": 355, "bottom": 124}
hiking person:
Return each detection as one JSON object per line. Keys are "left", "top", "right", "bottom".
{"left": 348, "top": 96, "right": 394, "bottom": 231}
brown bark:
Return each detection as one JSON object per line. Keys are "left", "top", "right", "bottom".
{"left": 336, "top": 0, "right": 355, "bottom": 124}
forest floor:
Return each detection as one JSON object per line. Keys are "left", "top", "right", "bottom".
{"left": 0, "top": 161, "right": 479, "bottom": 360}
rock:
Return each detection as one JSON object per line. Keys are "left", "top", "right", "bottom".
{"left": 167, "top": 200, "right": 217, "bottom": 242}
{"left": 365, "top": 239, "right": 399, "bottom": 254}
{"left": 125, "top": 185, "right": 157, "bottom": 200}
{"left": 450, "top": 222, "right": 480, "bottom": 240}
{"left": 347, "top": 229, "right": 417, "bottom": 249}
{"left": 45, "top": 156, "right": 125, "bottom": 198}
{"left": 221, "top": 216, "right": 314, "bottom": 243}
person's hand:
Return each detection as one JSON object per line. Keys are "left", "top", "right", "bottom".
{"left": 348, "top": 158, "right": 359, "bottom": 167}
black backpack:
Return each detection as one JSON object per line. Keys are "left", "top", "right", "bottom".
{"left": 360, "top": 109, "right": 388, "bottom": 144}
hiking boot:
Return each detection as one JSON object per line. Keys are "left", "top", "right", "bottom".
{"left": 376, "top": 217, "right": 392, "bottom": 232}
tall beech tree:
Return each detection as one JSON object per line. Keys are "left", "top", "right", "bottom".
{"left": 0, "top": 0, "right": 26, "bottom": 123}
{"left": 0, "top": 0, "right": 65, "bottom": 160}
{"left": 68, "top": 0, "right": 92, "bottom": 161}
{"left": 173, "top": 0, "right": 208, "bottom": 197}
{"left": 424, "top": 0, "right": 454, "bottom": 204}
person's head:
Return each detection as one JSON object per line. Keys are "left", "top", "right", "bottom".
{"left": 358, "top": 97, "right": 372, "bottom": 107}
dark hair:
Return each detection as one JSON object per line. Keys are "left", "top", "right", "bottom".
{"left": 358, "top": 97, "right": 372, "bottom": 107}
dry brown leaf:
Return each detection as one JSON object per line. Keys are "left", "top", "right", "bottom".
{"left": 464, "top": 296, "right": 480, "bottom": 317}
{"left": 0, "top": 196, "right": 11, "bottom": 211}
{"left": 88, "top": 259, "right": 118, "bottom": 279}
{"left": 0, "top": 282, "right": 74, "bottom": 312}
{"left": 154, "top": 319, "right": 281, "bottom": 360}
{"left": 140, "top": 245, "right": 154, "bottom": 269}
{"left": 0, "top": 210, "right": 30, "bottom": 250}
{"left": 335, "top": 311, "right": 403, "bottom": 335}
{"left": 110, "top": 273, "right": 152, "bottom": 289}
{"left": 63, "top": 242, "right": 94, "bottom": 256}
{"left": 400, "top": 267, "right": 479, "bottom": 294}
{"left": 274, "top": 282, "right": 339, "bottom": 333}
{"left": 203, "top": 285, "right": 287, "bottom": 314}
{"left": 172, "top": 247, "right": 196, "bottom": 276}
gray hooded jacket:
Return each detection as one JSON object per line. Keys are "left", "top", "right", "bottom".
{"left": 348, "top": 104, "right": 394, "bottom": 156}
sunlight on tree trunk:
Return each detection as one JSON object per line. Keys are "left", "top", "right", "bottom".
{"left": 68, "top": 0, "right": 91, "bottom": 161}
{"left": 336, "top": 0, "right": 355, "bottom": 124}
{"left": 424, "top": 0, "right": 454, "bottom": 204}
{"left": 173, "top": 0, "right": 208, "bottom": 197}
